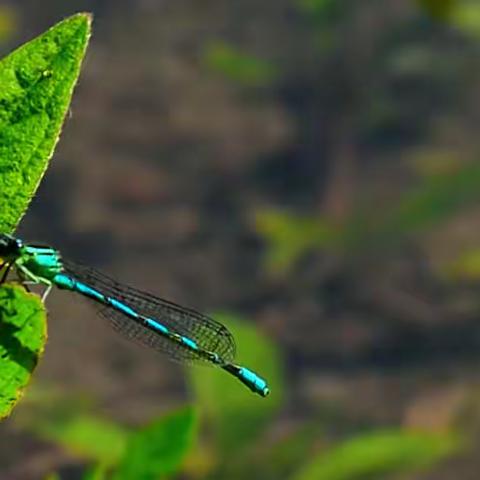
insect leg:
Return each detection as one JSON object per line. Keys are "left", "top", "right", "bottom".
{"left": 0, "top": 263, "right": 12, "bottom": 284}
{"left": 41, "top": 284, "right": 53, "bottom": 302}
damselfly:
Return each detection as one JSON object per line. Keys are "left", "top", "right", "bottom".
{"left": 0, "top": 233, "right": 269, "bottom": 397}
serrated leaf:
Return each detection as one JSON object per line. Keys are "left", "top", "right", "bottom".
{"left": 292, "top": 429, "right": 460, "bottom": 480}
{"left": 113, "top": 406, "right": 197, "bottom": 480}
{"left": 0, "top": 284, "right": 46, "bottom": 419}
{"left": 0, "top": 12, "right": 91, "bottom": 233}
{"left": 189, "top": 313, "right": 283, "bottom": 454}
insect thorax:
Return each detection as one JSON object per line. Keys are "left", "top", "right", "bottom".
{"left": 19, "top": 245, "right": 64, "bottom": 281}
{"left": 0, "top": 234, "right": 21, "bottom": 260}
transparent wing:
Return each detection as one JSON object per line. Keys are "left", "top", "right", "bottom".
{"left": 63, "top": 261, "right": 236, "bottom": 364}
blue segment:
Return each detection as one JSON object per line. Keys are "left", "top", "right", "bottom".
{"left": 181, "top": 336, "right": 198, "bottom": 350}
{"left": 55, "top": 275, "right": 106, "bottom": 303}
{"left": 108, "top": 298, "right": 138, "bottom": 318}
{"left": 239, "top": 367, "right": 270, "bottom": 397}
{"left": 75, "top": 282, "right": 106, "bottom": 302}
{"left": 53, "top": 273, "right": 76, "bottom": 289}
{"left": 145, "top": 318, "right": 169, "bottom": 335}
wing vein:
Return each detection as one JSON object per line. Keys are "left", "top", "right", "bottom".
{"left": 63, "top": 261, "right": 236, "bottom": 364}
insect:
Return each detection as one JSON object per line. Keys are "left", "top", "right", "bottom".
{"left": 0, "top": 233, "right": 269, "bottom": 397}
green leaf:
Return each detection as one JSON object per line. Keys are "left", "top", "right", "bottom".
{"left": 0, "top": 12, "right": 91, "bottom": 233}
{"left": 189, "top": 313, "right": 283, "bottom": 454}
{"left": 203, "top": 41, "right": 276, "bottom": 86}
{"left": 0, "top": 284, "right": 46, "bottom": 419}
{"left": 113, "top": 406, "right": 197, "bottom": 480}
{"left": 292, "top": 429, "right": 460, "bottom": 480}
{"left": 35, "top": 414, "right": 127, "bottom": 465}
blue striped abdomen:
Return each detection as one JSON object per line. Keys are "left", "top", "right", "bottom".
{"left": 53, "top": 273, "right": 202, "bottom": 357}
{"left": 53, "top": 270, "right": 268, "bottom": 396}
{"left": 60, "top": 262, "right": 236, "bottom": 365}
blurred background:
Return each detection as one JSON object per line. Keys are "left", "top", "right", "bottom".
{"left": 3, "top": 0, "right": 480, "bottom": 478}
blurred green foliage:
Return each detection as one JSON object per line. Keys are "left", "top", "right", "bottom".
{"left": 203, "top": 42, "right": 276, "bottom": 86}
{"left": 0, "top": 284, "right": 45, "bottom": 419}
{"left": 378, "top": 162, "right": 480, "bottom": 238}
{"left": 14, "top": 315, "right": 463, "bottom": 480}
{"left": 35, "top": 414, "right": 127, "bottom": 465}
{"left": 292, "top": 429, "right": 460, "bottom": 480}
{"left": 417, "top": 0, "right": 456, "bottom": 20}
{"left": 18, "top": 314, "right": 282, "bottom": 479}
{"left": 82, "top": 465, "right": 108, "bottom": 480}
{"left": 260, "top": 422, "right": 324, "bottom": 480}
{"left": 452, "top": 0, "right": 480, "bottom": 37}
{"left": 256, "top": 161, "right": 480, "bottom": 274}
{"left": 445, "top": 248, "right": 480, "bottom": 280}
{"left": 255, "top": 210, "right": 339, "bottom": 274}
{"left": 24, "top": 404, "right": 197, "bottom": 480}
{"left": 416, "top": 0, "right": 480, "bottom": 37}
{"left": 113, "top": 407, "right": 197, "bottom": 480}
{"left": 189, "top": 313, "right": 283, "bottom": 456}
{"left": 24, "top": 373, "right": 462, "bottom": 480}
{"left": 297, "top": 0, "right": 343, "bottom": 25}
{"left": 44, "top": 473, "right": 61, "bottom": 480}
